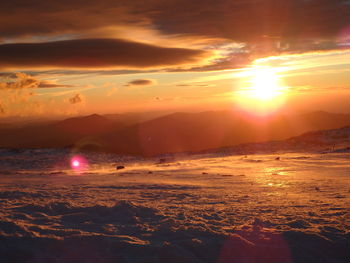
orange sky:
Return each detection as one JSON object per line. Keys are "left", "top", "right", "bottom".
{"left": 1, "top": 0, "right": 350, "bottom": 119}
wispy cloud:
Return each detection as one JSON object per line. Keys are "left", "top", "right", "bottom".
{"left": 291, "top": 85, "right": 350, "bottom": 93}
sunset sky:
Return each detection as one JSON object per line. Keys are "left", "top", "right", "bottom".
{"left": 1, "top": 0, "right": 350, "bottom": 118}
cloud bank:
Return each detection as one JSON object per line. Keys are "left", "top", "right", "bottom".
{"left": 0, "top": 38, "right": 211, "bottom": 70}
{"left": 1, "top": 1, "right": 349, "bottom": 50}
{"left": 1, "top": 1, "right": 349, "bottom": 73}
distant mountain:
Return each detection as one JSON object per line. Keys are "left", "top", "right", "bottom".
{"left": 100, "top": 110, "right": 350, "bottom": 155}
{"left": 55, "top": 114, "right": 114, "bottom": 136}
{"left": 103, "top": 111, "right": 169, "bottom": 125}
{"left": 1, "top": 110, "right": 350, "bottom": 155}
{"left": 0, "top": 114, "right": 117, "bottom": 149}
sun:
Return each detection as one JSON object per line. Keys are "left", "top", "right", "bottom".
{"left": 235, "top": 66, "right": 289, "bottom": 115}
{"left": 248, "top": 67, "right": 283, "bottom": 101}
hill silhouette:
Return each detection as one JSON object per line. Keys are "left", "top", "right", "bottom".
{"left": 1, "top": 111, "right": 350, "bottom": 155}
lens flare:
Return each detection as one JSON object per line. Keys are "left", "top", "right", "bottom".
{"left": 70, "top": 155, "right": 88, "bottom": 172}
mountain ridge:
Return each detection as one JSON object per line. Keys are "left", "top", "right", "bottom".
{"left": 0, "top": 110, "right": 350, "bottom": 155}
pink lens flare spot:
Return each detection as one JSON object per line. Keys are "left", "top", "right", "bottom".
{"left": 72, "top": 160, "right": 80, "bottom": 167}
{"left": 70, "top": 155, "right": 88, "bottom": 172}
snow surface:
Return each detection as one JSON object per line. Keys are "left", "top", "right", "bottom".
{"left": 0, "top": 149, "right": 349, "bottom": 263}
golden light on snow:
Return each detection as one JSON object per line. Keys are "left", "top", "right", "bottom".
{"left": 235, "top": 66, "right": 290, "bottom": 115}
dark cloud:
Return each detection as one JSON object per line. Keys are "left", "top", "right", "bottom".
{"left": 0, "top": 38, "right": 210, "bottom": 70}
{"left": 18, "top": 69, "right": 158, "bottom": 77}
{"left": 125, "top": 79, "right": 156, "bottom": 86}
{"left": 69, "top": 93, "right": 83, "bottom": 104}
{"left": 0, "top": 0, "right": 349, "bottom": 72}
{"left": 38, "top": 81, "right": 74, "bottom": 89}
{"left": 0, "top": 0, "right": 135, "bottom": 38}
{"left": 149, "top": 0, "right": 350, "bottom": 44}
{"left": 1, "top": 1, "right": 349, "bottom": 49}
